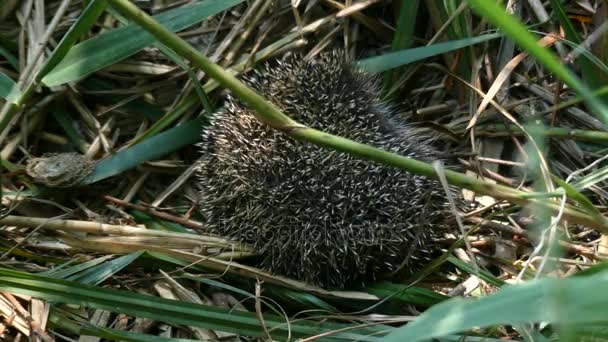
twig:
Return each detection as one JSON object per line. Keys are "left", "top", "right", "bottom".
{"left": 254, "top": 281, "right": 273, "bottom": 341}
{"left": 103, "top": 195, "right": 205, "bottom": 231}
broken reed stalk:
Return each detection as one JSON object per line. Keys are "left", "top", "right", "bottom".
{"left": 105, "top": 0, "right": 608, "bottom": 232}
{"left": 0, "top": 215, "right": 252, "bottom": 252}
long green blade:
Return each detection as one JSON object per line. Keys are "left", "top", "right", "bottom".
{"left": 382, "top": 270, "right": 608, "bottom": 341}
{"left": 358, "top": 33, "right": 501, "bottom": 73}
{"left": 0, "top": 268, "right": 384, "bottom": 341}
{"left": 85, "top": 119, "right": 203, "bottom": 183}
{"left": 42, "top": 0, "right": 244, "bottom": 86}
{"left": 0, "top": 72, "right": 20, "bottom": 103}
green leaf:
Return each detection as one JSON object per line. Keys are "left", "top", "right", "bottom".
{"left": 549, "top": 0, "right": 608, "bottom": 101}
{"left": 358, "top": 33, "right": 501, "bottom": 73}
{"left": 465, "top": 0, "right": 608, "bottom": 126}
{"left": 105, "top": 3, "right": 215, "bottom": 117}
{"left": 0, "top": 45, "right": 19, "bottom": 69}
{"left": 131, "top": 210, "right": 190, "bottom": 233}
{"left": 552, "top": 176, "right": 604, "bottom": 220}
{"left": 0, "top": 267, "right": 386, "bottom": 341}
{"left": 41, "top": 253, "right": 143, "bottom": 287}
{"left": 80, "top": 77, "right": 164, "bottom": 120}
{"left": 185, "top": 275, "right": 255, "bottom": 299}
{"left": 42, "top": 0, "right": 244, "bottom": 86}
{"left": 383, "top": 0, "right": 419, "bottom": 92}
{"left": 50, "top": 107, "right": 89, "bottom": 153}
{"left": 0, "top": 0, "right": 108, "bottom": 133}
{"left": 381, "top": 269, "right": 608, "bottom": 342}
{"left": 144, "top": 251, "right": 207, "bottom": 272}
{"left": 0, "top": 72, "right": 20, "bottom": 103}
{"left": 391, "top": 1, "right": 419, "bottom": 51}
{"left": 68, "top": 251, "right": 143, "bottom": 285}
{"left": 85, "top": 118, "right": 203, "bottom": 183}
{"left": 570, "top": 164, "right": 608, "bottom": 192}
{"left": 127, "top": 83, "right": 201, "bottom": 146}
{"left": 40, "top": 255, "right": 114, "bottom": 279}
{"left": 447, "top": 256, "right": 505, "bottom": 288}
{"left": 364, "top": 282, "right": 449, "bottom": 307}
{"left": 36, "top": 0, "right": 109, "bottom": 83}
{"left": 50, "top": 312, "right": 203, "bottom": 342}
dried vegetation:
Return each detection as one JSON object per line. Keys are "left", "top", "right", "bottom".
{"left": 1, "top": 0, "right": 608, "bottom": 341}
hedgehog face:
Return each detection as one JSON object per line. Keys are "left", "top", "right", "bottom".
{"left": 197, "top": 51, "right": 452, "bottom": 288}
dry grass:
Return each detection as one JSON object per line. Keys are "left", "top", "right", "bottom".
{"left": 1, "top": 0, "right": 608, "bottom": 340}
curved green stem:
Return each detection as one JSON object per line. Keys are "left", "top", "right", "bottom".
{"left": 107, "top": 0, "right": 608, "bottom": 232}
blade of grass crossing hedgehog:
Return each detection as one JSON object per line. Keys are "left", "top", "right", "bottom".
{"left": 84, "top": 119, "right": 203, "bottom": 183}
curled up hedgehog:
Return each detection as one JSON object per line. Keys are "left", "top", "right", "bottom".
{"left": 197, "top": 51, "right": 457, "bottom": 289}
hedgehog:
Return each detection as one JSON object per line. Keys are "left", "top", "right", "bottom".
{"left": 196, "top": 51, "right": 455, "bottom": 289}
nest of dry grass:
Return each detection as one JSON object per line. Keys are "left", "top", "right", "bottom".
{"left": 1, "top": 0, "right": 608, "bottom": 340}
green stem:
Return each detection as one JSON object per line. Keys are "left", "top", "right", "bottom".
{"left": 472, "top": 124, "right": 608, "bottom": 143}
{"left": 107, "top": 0, "right": 608, "bottom": 232}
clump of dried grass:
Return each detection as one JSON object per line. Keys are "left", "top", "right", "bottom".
{"left": 1, "top": 0, "right": 608, "bottom": 340}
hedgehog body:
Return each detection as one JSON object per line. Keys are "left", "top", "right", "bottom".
{"left": 197, "top": 51, "right": 453, "bottom": 288}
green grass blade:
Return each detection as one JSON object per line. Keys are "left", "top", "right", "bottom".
{"left": 465, "top": 0, "right": 608, "bottom": 125}
{"left": 549, "top": 0, "right": 582, "bottom": 45}
{"left": 0, "top": 45, "right": 19, "bottom": 69}
{"left": 42, "top": 253, "right": 141, "bottom": 286}
{"left": 42, "top": 0, "right": 244, "bottom": 86}
{"left": 570, "top": 164, "right": 608, "bottom": 191}
{"left": 36, "top": 0, "right": 109, "bottom": 83}
{"left": 0, "top": 0, "right": 107, "bottom": 133}
{"left": 50, "top": 107, "right": 89, "bottom": 153}
{"left": 0, "top": 72, "right": 20, "bottom": 103}
{"left": 130, "top": 211, "right": 190, "bottom": 233}
{"left": 383, "top": 0, "right": 419, "bottom": 92}
{"left": 50, "top": 312, "right": 203, "bottom": 342}
{"left": 189, "top": 273, "right": 341, "bottom": 313}
{"left": 85, "top": 118, "right": 203, "bottom": 183}
{"left": 381, "top": 269, "right": 608, "bottom": 341}
{"left": 144, "top": 251, "right": 207, "bottom": 272}
{"left": 271, "top": 288, "right": 340, "bottom": 313}
{"left": 40, "top": 255, "right": 114, "bottom": 279}
{"left": 0, "top": 268, "right": 385, "bottom": 341}
{"left": 185, "top": 275, "right": 255, "bottom": 299}
{"left": 391, "top": 1, "right": 419, "bottom": 51}
{"left": 105, "top": 4, "right": 215, "bottom": 116}
{"left": 552, "top": 176, "right": 603, "bottom": 219}
{"left": 447, "top": 256, "right": 505, "bottom": 287}
{"left": 549, "top": 0, "right": 608, "bottom": 100}
{"left": 129, "top": 94, "right": 199, "bottom": 145}
{"left": 445, "top": 0, "right": 475, "bottom": 84}
{"left": 358, "top": 33, "right": 501, "bottom": 73}
{"left": 67, "top": 251, "right": 144, "bottom": 285}
{"left": 364, "top": 282, "right": 449, "bottom": 307}
{"left": 80, "top": 77, "right": 164, "bottom": 120}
